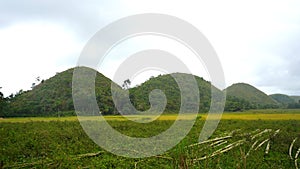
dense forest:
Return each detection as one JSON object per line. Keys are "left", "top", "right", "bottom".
{"left": 0, "top": 67, "right": 299, "bottom": 117}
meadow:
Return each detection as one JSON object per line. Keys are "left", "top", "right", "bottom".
{"left": 1, "top": 110, "right": 300, "bottom": 168}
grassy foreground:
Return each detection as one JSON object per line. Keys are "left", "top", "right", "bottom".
{"left": 1, "top": 110, "right": 300, "bottom": 168}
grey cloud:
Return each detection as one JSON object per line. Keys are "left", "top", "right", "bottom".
{"left": 1, "top": 1, "right": 300, "bottom": 96}
{"left": 255, "top": 32, "right": 300, "bottom": 95}
{"left": 0, "top": 0, "right": 122, "bottom": 38}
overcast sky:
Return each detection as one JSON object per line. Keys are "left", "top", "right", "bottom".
{"left": 0, "top": 0, "right": 300, "bottom": 96}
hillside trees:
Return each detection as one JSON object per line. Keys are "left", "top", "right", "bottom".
{"left": 0, "top": 87, "right": 10, "bottom": 117}
{"left": 225, "top": 83, "right": 279, "bottom": 109}
{"left": 122, "top": 79, "right": 131, "bottom": 89}
{"left": 225, "top": 96, "right": 255, "bottom": 111}
{"left": 129, "top": 73, "right": 213, "bottom": 113}
{"left": 287, "top": 102, "right": 300, "bottom": 109}
{"left": 2, "top": 67, "right": 300, "bottom": 117}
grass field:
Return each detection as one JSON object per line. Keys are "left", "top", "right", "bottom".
{"left": 2, "top": 109, "right": 300, "bottom": 123}
{"left": 1, "top": 110, "right": 300, "bottom": 168}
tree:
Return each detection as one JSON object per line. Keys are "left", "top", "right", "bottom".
{"left": 122, "top": 79, "right": 131, "bottom": 89}
{"left": 0, "top": 87, "right": 9, "bottom": 117}
{"left": 15, "top": 89, "right": 24, "bottom": 97}
{"left": 0, "top": 87, "right": 3, "bottom": 100}
{"left": 36, "top": 76, "right": 40, "bottom": 82}
{"left": 31, "top": 83, "right": 36, "bottom": 89}
{"left": 287, "top": 102, "right": 300, "bottom": 109}
{"left": 31, "top": 76, "right": 41, "bottom": 89}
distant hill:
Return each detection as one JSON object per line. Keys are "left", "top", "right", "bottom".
{"left": 4, "top": 67, "right": 298, "bottom": 117}
{"left": 8, "top": 67, "right": 120, "bottom": 117}
{"left": 129, "top": 73, "right": 215, "bottom": 113}
{"left": 269, "top": 94, "right": 295, "bottom": 106}
{"left": 286, "top": 96, "right": 300, "bottom": 109}
{"left": 290, "top": 96, "right": 300, "bottom": 103}
{"left": 7, "top": 71, "right": 222, "bottom": 116}
{"left": 225, "top": 83, "right": 279, "bottom": 109}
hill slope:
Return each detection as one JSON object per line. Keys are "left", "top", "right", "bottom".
{"left": 290, "top": 96, "right": 300, "bottom": 103}
{"left": 8, "top": 71, "right": 222, "bottom": 116}
{"left": 8, "top": 67, "right": 120, "bottom": 117}
{"left": 6, "top": 68, "right": 292, "bottom": 117}
{"left": 270, "top": 94, "right": 295, "bottom": 106}
{"left": 129, "top": 73, "right": 217, "bottom": 113}
{"left": 225, "top": 83, "right": 278, "bottom": 109}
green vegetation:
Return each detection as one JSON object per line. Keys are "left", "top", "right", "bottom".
{"left": 291, "top": 96, "right": 300, "bottom": 103}
{"left": 225, "top": 83, "right": 279, "bottom": 109}
{"left": 5, "top": 67, "right": 120, "bottom": 117}
{"left": 224, "top": 95, "right": 255, "bottom": 111}
{"left": 129, "top": 73, "right": 213, "bottom": 113}
{"left": 0, "top": 88, "right": 9, "bottom": 116}
{"left": 0, "top": 70, "right": 220, "bottom": 117}
{"left": 1, "top": 112, "right": 300, "bottom": 168}
{"left": 288, "top": 96, "right": 300, "bottom": 109}
{"left": 270, "top": 94, "right": 296, "bottom": 107}
{"left": 268, "top": 95, "right": 300, "bottom": 109}
{"left": 1, "top": 67, "right": 300, "bottom": 117}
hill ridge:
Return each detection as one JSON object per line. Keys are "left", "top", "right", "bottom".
{"left": 225, "top": 83, "right": 278, "bottom": 109}
{"left": 3, "top": 67, "right": 299, "bottom": 117}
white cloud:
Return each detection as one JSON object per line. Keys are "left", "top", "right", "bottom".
{"left": 99, "top": 35, "right": 209, "bottom": 86}
{"left": 0, "top": 0, "right": 300, "bottom": 96}
{"left": 118, "top": 0, "right": 300, "bottom": 93}
{"left": 0, "top": 22, "right": 81, "bottom": 95}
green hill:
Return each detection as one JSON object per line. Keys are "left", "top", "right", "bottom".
{"left": 224, "top": 95, "right": 255, "bottom": 112}
{"left": 5, "top": 67, "right": 295, "bottom": 117}
{"left": 129, "top": 73, "right": 216, "bottom": 113}
{"left": 7, "top": 71, "right": 223, "bottom": 116}
{"left": 269, "top": 94, "right": 295, "bottom": 106}
{"left": 7, "top": 67, "right": 120, "bottom": 117}
{"left": 286, "top": 96, "right": 300, "bottom": 109}
{"left": 290, "top": 96, "right": 300, "bottom": 103}
{"left": 225, "top": 83, "right": 279, "bottom": 109}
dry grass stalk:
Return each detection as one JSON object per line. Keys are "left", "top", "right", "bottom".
{"left": 255, "top": 139, "right": 269, "bottom": 150}
{"left": 273, "top": 129, "right": 280, "bottom": 136}
{"left": 210, "top": 140, "right": 225, "bottom": 146}
{"left": 219, "top": 140, "right": 244, "bottom": 152}
{"left": 290, "top": 138, "right": 297, "bottom": 160}
{"left": 265, "top": 141, "right": 270, "bottom": 154}
{"left": 229, "top": 129, "right": 242, "bottom": 135}
{"left": 242, "top": 129, "right": 260, "bottom": 136}
{"left": 188, "top": 135, "right": 232, "bottom": 147}
{"left": 251, "top": 129, "right": 272, "bottom": 140}
{"left": 293, "top": 146, "right": 300, "bottom": 169}
{"left": 213, "top": 141, "right": 228, "bottom": 148}
{"left": 246, "top": 140, "right": 258, "bottom": 157}
{"left": 192, "top": 139, "right": 245, "bottom": 162}
{"left": 296, "top": 147, "right": 300, "bottom": 159}
{"left": 134, "top": 159, "right": 145, "bottom": 169}
{"left": 75, "top": 151, "right": 104, "bottom": 159}
{"left": 264, "top": 129, "right": 280, "bottom": 155}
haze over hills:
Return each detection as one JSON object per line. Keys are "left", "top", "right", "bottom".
{"left": 1, "top": 67, "right": 300, "bottom": 117}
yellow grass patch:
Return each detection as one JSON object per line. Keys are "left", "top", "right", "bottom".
{"left": 202, "top": 113, "right": 300, "bottom": 120}
{"left": 1, "top": 113, "right": 300, "bottom": 123}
